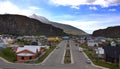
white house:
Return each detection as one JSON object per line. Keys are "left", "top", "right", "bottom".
{"left": 80, "top": 38, "right": 86, "bottom": 44}
{"left": 95, "top": 47, "right": 104, "bottom": 58}
{"left": 0, "top": 43, "right": 7, "bottom": 48}
{"left": 96, "top": 47, "right": 104, "bottom": 54}
{"left": 0, "top": 38, "right": 7, "bottom": 48}
{"left": 87, "top": 39, "right": 98, "bottom": 47}
{"left": 111, "top": 41, "right": 116, "bottom": 46}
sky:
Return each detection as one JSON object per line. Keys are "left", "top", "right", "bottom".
{"left": 0, "top": 0, "right": 120, "bottom": 34}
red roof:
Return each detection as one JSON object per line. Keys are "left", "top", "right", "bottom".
{"left": 13, "top": 46, "right": 18, "bottom": 51}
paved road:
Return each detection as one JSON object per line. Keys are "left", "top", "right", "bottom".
{"left": 42, "top": 40, "right": 66, "bottom": 65}
{"left": 0, "top": 40, "right": 100, "bottom": 69}
{"left": 69, "top": 40, "right": 99, "bottom": 69}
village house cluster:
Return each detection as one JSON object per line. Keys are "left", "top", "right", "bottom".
{"left": 0, "top": 35, "right": 61, "bottom": 63}
{"left": 74, "top": 35, "right": 120, "bottom": 64}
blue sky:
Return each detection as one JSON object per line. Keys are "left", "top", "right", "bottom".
{"left": 0, "top": 0, "right": 120, "bottom": 34}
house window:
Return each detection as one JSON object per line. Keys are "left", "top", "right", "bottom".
{"left": 21, "top": 56, "right": 24, "bottom": 60}
{"left": 29, "top": 56, "right": 32, "bottom": 60}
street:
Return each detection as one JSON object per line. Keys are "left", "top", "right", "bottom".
{"left": 0, "top": 40, "right": 99, "bottom": 69}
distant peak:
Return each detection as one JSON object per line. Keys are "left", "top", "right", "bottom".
{"left": 31, "top": 14, "right": 38, "bottom": 17}
{"left": 30, "top": 14, "right": 50, "bottom": 23}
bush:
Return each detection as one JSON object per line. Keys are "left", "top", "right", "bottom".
{"left": 1, "top": 47, "right": 16, "bottom": 62}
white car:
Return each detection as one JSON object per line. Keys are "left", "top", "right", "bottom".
{"left": 56, "top": 47, "right": 60, "bottom": 49}
{"left": 86, "top": 59, "right": 91, "bottom": 64}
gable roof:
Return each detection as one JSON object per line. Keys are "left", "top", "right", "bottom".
{"left": 13, "top": 46, "right": 19, "bottom": 51}
{"left": 16, "top": 45, "right": 41, "bottom": 54}
{"left": 17, "top": 53, "right": 34, "bottom": 56}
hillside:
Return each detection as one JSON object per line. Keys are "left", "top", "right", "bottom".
{"left": 92, "top": 26, "right": 120, "bottom": 38}
{"left": 0, "top": 14, "right": 66, "bottom": 36}
{"left": 50, "top": 22, "right": 87, "bottom": 35}
{"left": 30, "top": 14, "right": 87, "bottom": 35}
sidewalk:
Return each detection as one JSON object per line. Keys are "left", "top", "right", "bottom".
{"left": 81, "top": 47, "right": 109, "bottom": 69}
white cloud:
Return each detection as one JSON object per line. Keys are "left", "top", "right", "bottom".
{"left": 71, "top": 6, "right": 80, "bottom": 9}
{"left": 89, "top": 6, "right": 98, "bottom": 10}
{"left": 58, "top": 20, "right": 105, "bottom": 30}
{"left": 0, "top": 1, "right": 40, "bottom": 16}
{"left": 55, "top": 15, "right": 120, "bottom": 34}
{"left": 49, "top": 0, "right": 120, "bottom": 8}
{"left": 105, "top": 0, "right": 120, "bottom": 5}
{"left": 29, "top": 6, "right": 40, "bottom": 10}
{"left": 108, "top": 9, "right": 117, "bottom": 12}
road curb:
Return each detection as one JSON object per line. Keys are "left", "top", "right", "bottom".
{"left": 70, "top": 43, "right": 74, "bottom": 64}
{"left": 0, "top": 47, "right": 57, "bottom": 66}
{"left": 82, "top": 51, "right": 109, "bottom": 69}
{"left": 61, "top": 43, "right": 66, "bottom": 64}
{"left": 0, "top": 57, "right": 41, "bottom": 65}
{"left": 62, "top": 40, "right": 74, "bottom": 64}
{"left": 0, "top": 57, "right": 14, "bottom": 64}
{"left": 41, "top": 46, "right": 57, "bottom": 65}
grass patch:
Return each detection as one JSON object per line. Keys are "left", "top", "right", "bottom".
{"left": 64, "top": 49, "right": 71, "bottom": 64}
{"left": 64, "top": 44, "right": 71, "bottom": 64}
{"left": 0, "top": 47, "right": 16, "bottom": 62}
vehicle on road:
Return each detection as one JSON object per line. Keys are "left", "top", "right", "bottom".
{"left": 79, "top": 47, "right": 83, "bottom": 52}
{"left": 56, "top": 47, "right": 60, "bottom": 49}
{"left": 86, "top": 59, "right": 91, "bottom": 64}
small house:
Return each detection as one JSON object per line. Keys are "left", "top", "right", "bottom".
{"left": 111, "top": 41, "right": 116, "bottom": 46}
{"left": 95, "top": 47, "right": 104, "bottom": 58}
{"left": 87, "top": 39, "right": 98, "bottom": 47}
{"left": 16, "top": 46, "right": 41, "bottom": 61}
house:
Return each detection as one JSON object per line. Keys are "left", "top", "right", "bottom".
{"left": 0, "top": 38, "right": 7, "bottom": 48}
{"left": 16, "top": 46, "right": 42, "bottom": 61}
{"left": 47, "top": 37, "right": 61, "bottom": 41}
{"left": 0, "top": 43, "right": 7, "bottom": 48}
{"left": 95, "top": 47, "right": 104, "bottom": 58}
{"left": 41, "top": 45, "right": 50, "bottom": 49}
{"left": 111, "top": 41, "right": 116, "bottom": 46}
{"left": 117, "top": 38, "right": 120, "bottom": 43}
{"left": 12, "top": 46, "right": 19, "bottom": 52}
{"left": 80, "top": 38, "right": 86, "bottom": 44}
{"left": 103, "top": 46, "right": 120, "bottom": 63}
{"left": 62, "top": 36, "right": 70, "bottom": 40}
{"left": 87, "top": 39, "right": 98, "bottom": 47}
{"left": 99, "top": 39, "right": 107, "bottom": 46}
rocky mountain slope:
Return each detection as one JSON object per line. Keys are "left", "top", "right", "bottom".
{"left": 50, "top": 22, "right": 87, "bottom": 35}
{"left": 92, "top": 26, "right": 120, "bottom": 38}
{"left": 30, "top": 14, "right": 87, "bottom": 35}
{"left": 0, "top": 14, "right": 66, "bottom": 36}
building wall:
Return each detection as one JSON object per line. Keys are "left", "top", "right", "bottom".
{"left": 17, "top": 56, "right": 36, "bottom": 61}
{"left": 87, "top": 40, "right": 98, "bottom": 46}
{"left": 87, "top": 42, "right": 98, "bottom": 46}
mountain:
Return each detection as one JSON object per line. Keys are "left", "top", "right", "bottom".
{"left": 50, "top": 22, "right": 87, "bottom": 35}
{"left": 30, "top": 14, "right": 87, "bottom": 35}
{"left": 92, "top": 26, "right": 120, "bottom": 38}
{"left": 0, "top": 14, "right": 66, "bottom": 36}
{"left": 30, "top": 14, "right": 50, "bottom": 24}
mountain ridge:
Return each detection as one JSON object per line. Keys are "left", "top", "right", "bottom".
{"left": 92, "top": 26, "right": 120, "bottom": 38}
{"left": 0, "top": 14, "right": 66, "bottom": 36}
{"left": 30, "top": 14, "right": 87, "bottom": 35}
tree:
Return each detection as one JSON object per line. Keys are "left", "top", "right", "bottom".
{"left": 2, "top": 47, "right": 16, "bottom": 62}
